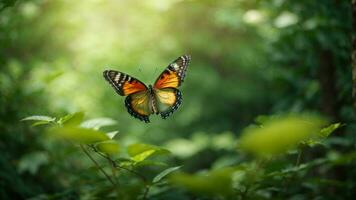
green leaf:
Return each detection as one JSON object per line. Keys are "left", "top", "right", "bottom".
{"left": 43, "top": 70, "right": 64, "bottom": 83}
{"left": 127, "top": 143, "right": 170, "bottom": 157}
{"left": 320, "top": 123, "right": 341, "bottom": 138}
{"left": 239, "top": 115, "right": 327, "bottom": 156}
{"left": 153, "top": 166, "right": 182, "bottom": 183}
{"left": 81, "top": 118, "right": 117, "bottom": 130}
{"left": 21, "top": 115, "right": 55, "bottom": 122}
{"left": 117, "top": 158, "right": 135, "bottom": 167}
{"left": 131, "top": 149, "right": 156, "bottom": 162}
{"left": 96, "top": 141, "right": 120, "bottom": 155}
{"left": 21, "top": 115, "right": 56, "bottom": 126}
{"left": 301, "top": 123, "right": 342, "bottom": 147}
{"left": 48, "top": 126, "right": 109, "bottom": 144}
{"left": 58, "top": 112, "right": 85, "bottom": 126}
{"left": 106, "top": 131, "right": 119, "bottom": 139}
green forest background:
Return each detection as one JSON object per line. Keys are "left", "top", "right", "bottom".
{"left": 0, "top": 0, "right": 354, "bottom": 199}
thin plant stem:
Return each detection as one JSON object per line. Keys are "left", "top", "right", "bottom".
{"left": 80, "top": 144, "right": 116, "bottom": 187}
{"left": 91, "top": 146, "right": 151, "bottom": 199}
{"left": 296, "top": 148, "right": 303, "bottom": 167}
{"left": 142, "top": 184, "right": 150, "bottom": 200}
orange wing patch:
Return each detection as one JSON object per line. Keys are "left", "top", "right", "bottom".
{"left": 122, "top": 80, "right": 147, "bottom": 96}
{"left": 103, "top": 70, "right": 147, "bottom": 96}
{"left": 153, "top": 55, "right": 191, "bottom": 89}
{"left": 154, "top": 71, "right": 180, "bottom": 89}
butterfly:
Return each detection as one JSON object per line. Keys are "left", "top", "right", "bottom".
{"left": 103, "top": 55, "right": 191, "bottom": 123}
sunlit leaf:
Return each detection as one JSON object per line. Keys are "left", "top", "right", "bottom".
{"left": 127, "top": 143, "right": 170, "bottom": 157}
{"left": 106, "top": 131, "right": 119, "bottom": 139}
{"left": 21, "top": 115, "right": 56, "bottom": 126}
{"left": 239, "top": 115, "right": 327, "bottom": 156}
{"left": 49, "top": 126, "right": 109, "bottom": 144}
{"left": 58, "top": 112, "right": 85, "bottom": 126}
{"left": 301, "top": 123, "right": 342, "bottom": 147}
{"left": 153, "top": 166, "right": 181, "bottom": 184}
{"left": 320, "top": 123, "right": 341, "bottom": 138}
{"left": 21, "top": 115, "right": 55, "bottom": 122}
{"left": 131, "top": 149, "right": 156, "bottom": 162}
{"left": 81, "top": 118, "right": 117, "bottom": 130}
{"left": 96, "top": 141, "right": 120, "bottom": 155}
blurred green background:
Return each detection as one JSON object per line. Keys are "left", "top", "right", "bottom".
{"left": 0, "top": 0, "right": 354, "bottom": 199}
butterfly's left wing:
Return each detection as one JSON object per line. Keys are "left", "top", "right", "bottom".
{"left": 103, "top": 70, "right": 152, "bottom": 122}
{"left": 153, "top": 55, "right": 191, "bottom": 119}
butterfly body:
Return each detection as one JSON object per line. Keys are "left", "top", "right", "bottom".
{"left": 104, "top": 55, "right": 190, "bottom": 123}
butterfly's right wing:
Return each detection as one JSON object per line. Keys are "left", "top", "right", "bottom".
{"left": 103, "top": 70, "right": 152, "bottom": 122}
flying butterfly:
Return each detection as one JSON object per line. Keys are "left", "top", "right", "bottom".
{"left": 103, "top": 55, "right": 191, "bottom": 123}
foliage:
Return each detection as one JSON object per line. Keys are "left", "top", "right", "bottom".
{"left": 0, "top": 0, "right": 354, "bottom": 199}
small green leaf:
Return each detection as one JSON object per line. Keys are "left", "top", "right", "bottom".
{"left": 59, "top": 112, "right": 85, "bottom": 126}
{"left": 153, "top": 166, "right": 182, "bottom": 183}
{"left": 320, "top": 123, "right": 341, "bottom": 138}
{"left": 96, "top": 141, "right": 120, "bottom": 155}
{"left": 81, "top": 118, "right": 117, "bottom": 130}
{"left": 117, "top": 158, "right": 135, "bottom": 167}
{"left": 49, "top": 126, "right": 109, "bottom": 144}
{"left": 21, "top": 115, "right": 55, "bottom": 122}
{"left": 21, "top": 115, "right": 56, "bottom": 127}
{"left": 31, "top": 121, "right": 51, "bottom": 127}
{"left": 106, "top": 131, "right": 119, "bottom": 139}
{"left": 131, "top": 149, "right": 156, "bottom": 162}
{"left": 127, "top": 143, "right": 170, "bottom": 157}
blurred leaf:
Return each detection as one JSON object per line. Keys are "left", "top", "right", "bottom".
{"left": 239, "top": 115, "right": 327, "bottom": 156}
{"left": 170, "top": 167, "right": 236, "bottom": 196}
{"left": 49, "top": 126, "right": 109, "bottom": 144}
{"left": 21, "top": 115, "right": 55, "bottom": 126}
{"left": 96, "top": 141, "right": 120, "bottom": 155}
{"left": 18, "top": 151, "right": 49, "bottom": 175}
{"left": 302, "top": 123, "right": 342, "bottom": 147}
{"left": 81, "top": 118, "right": 117, "bottom": 130}
{"left": 106, "top": 131, "right": 119, "bottom": 139}
{"left": 153, "top": 166, "right": 181, "bottom": 184}
{"left": 59, "top": 112, "right": 85, "bottom": 126}
{"left": 117, "top": 158, "right": 135, "bottom": 167}
{"left": 42, "top": 70, "right": 64, "bottom": 83}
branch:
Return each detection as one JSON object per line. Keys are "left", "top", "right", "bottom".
{"left": 80, "top": 144, "right": 116, "bottom": 187}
